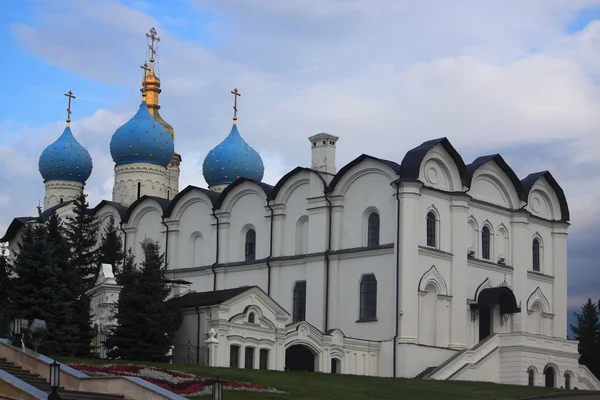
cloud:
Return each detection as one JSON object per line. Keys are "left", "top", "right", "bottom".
{"left": 2, "top": 0, "right": 600, "bottom": 305}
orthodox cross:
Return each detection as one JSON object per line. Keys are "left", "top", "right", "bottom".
{"left": 231, "top": 88, "right": 241, "bottom": 123}
{"left": 64, "top": 90, "right": 76, "bottom": 126}
{"left": 146, "top": 27, "right": 160, "bottom": 62}
{"left": 140, "top": 63, "right": 150, "bottom": 96}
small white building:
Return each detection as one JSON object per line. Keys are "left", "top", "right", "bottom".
{"left": 2, "top": 29, "right": 599, "bottom": 391}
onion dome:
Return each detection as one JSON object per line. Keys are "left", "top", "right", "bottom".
{"left": 109, "top": 101, "right": 174, "bottom": 167}
{"left": 38, "top": 126, "right": 93, "bottom": 183}
{"left": 202, "top": 124, "right": 264, "bottom": 187}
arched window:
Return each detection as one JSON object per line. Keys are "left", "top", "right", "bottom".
{"left": 481, "top": 226, "right": 491, "bottom": 260}
{"left": 167, "top": 190, "right": 170, "bottom": 200}
{"left": 528, "top": 368, "right": 535, "bottom": 386}
{"left": 59, "top": 197, "right": 64, "bottom": 203}
{"left": 137, "top": 182, "right": 142, "bottom": 200}
{"left": 367, "top": 212, "right": 380, "bottom": 247}
{"left": 544, "top": 365, "right": 555, "bottom": 388}
{"left": 359, "top": 274, "right": 377, "bottom": 321}
{"left": 426, "top": 211, "right": 437, "bottom": 247}
{"left": 292, "top": 281, "right": 306, "bottom": 322}
{"left": 245, "top": 229, "right": 256, "bottom": 261}
{"left": 532, "top": 238, "right": 541, "bottom": 272}
{"left": 248, "top": 312, "right": 255, "bottom": 324}
{"left": 564, "top": 372, "right": 571, "bottom": 390}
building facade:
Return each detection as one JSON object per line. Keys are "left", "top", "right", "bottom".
{"left": 2, "top": 28, "right": 599, "bottom": 391}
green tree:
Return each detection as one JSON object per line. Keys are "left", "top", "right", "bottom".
{"left": 98, "top": 215, "right": 124, "bottom": 276}
{"left": 7, "top": 221, "right": 73, "bottom": 354}
{"left": 0, "top": 246, "right": 12, "bottom": 335}
{"left": 570, "top": 298, "right": 600, "bottom": 378}
{"left": 106, "top": 242, "right": 182, "bottom": 362}
{"left": 64, "top": 192, "right": 100, "bottom": 292}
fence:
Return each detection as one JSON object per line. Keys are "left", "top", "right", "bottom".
{"left": 90, "top": 329, "right": 109, "bottom": 359}
{"left": 171, "top": 340, "right": 209, "bottom": 366}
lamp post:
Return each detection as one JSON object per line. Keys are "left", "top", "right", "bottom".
{"left": 212, "top": 376, "right": 223, "bottom": 400}
{"left": 48, "top": 360, "right": 61, "bottom": 400}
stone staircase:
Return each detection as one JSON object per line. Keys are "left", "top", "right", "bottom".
{"left": 414, "top": 366, "right": 437, "bottom": 380}
{"left": 0, "top": 357, "right": 125, "bottom": 400}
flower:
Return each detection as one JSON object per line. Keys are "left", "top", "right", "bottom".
{"left": 66, "top": 363, "right": 287, "bottom": 397}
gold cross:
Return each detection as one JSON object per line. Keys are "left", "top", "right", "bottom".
{"left": 231, "top": 88, "right": 241, "bottom": 123}
{"left": 146, "top": 27, "right": 160, "bottom": 62}
{"left": 140, "top": 63, "right": 150, "bottom": 97}
{"left": 64, "top": 90, "right": 76, "bottom": 126}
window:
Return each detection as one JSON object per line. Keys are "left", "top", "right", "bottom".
{"left": 565, "top": 372, "right": 571, "bottom": 390}
{"left": 167, "top": 190, "right": 170, "bottom": 200}
{"left": 259, "top": 349, "right": 269, "bottom": 370}
{"left": 230, "top": 345, "right": 240, "bottom": 368}
{"left": 293, "top": 281, "right": 306, "bottom": 322}
{"left": 359, "top": 274, "right": 377, "bottom": 321}
{"left": 426, "top": 211, "right": 436, "bottom": 247}
{"left": 248, "top": 312, "right": 255, "bottom": 323}
{"left": 59, "top": 197, "right": 64, "bottom": 203}
{"left": 367, "top": 212, "right": 380, "bottom": 247}
{"left": 245, "top": 229, "right": 256, "bottom": 261}
{"left": 528, "top": 368, "right": 535, "bottom": 387}
{"left": 245, "top": 347, "right": 255, "bottom": 369}
{"left": 532, "top": 238, "right": 540, "bottom": 272}
{"left": 481, "top": 226, "right": 491, "bottom": 260}
{"left": 137, "top": 182, "right": 141, "bottom": 199}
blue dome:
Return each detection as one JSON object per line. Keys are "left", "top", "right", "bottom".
{"left": 202, "top": 124, "right": 264, "bottom": 186}
{"left": 38, "top": 126, "right": 93, "bottom": 183}
{"left": 110, "top": 101, "right": 174, "bottom": 167}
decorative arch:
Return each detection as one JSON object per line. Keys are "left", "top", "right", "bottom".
{"left": 130, "top": 204, "right": 163, "bottom": 228}
{"left": 327, "top": 154, "right": 401, "bottom": 194}
{"left": 466, "top": 155, "right": 527, "bottom": 205}
{"left": 527, "top": 287, "right": 551, "bottom": 314}
{"left": 122, "top": 195, "right": 170, "bottom": 223}
{"left": 467, "top": 216, "right": 479, "bottom": 255}
{"left": 269, "top": 167, "right": 313, "bottom": 201}
{"left": 221, "top": 187, "right": 268, "bottom": 214}
{"left": 521, "top": 171, "right": 570, "bottom": 222}
{"left": 214, "top": 178, "right": 273, "bottom": 210}
{"left": 164, "top": 186, "right": 218, "bottom": 219}
{"left": 473, "top": 278, "right": 494, "bottom": 300}
{"left": 418, "top": 265, "right": 449, "bottom": 296}
{"left": 496, "top": 224, "right": 509, "bottom": 264}
{"left": 189, "top": 231, "right": 203, "bottom": 267}
{"left": 400, "top": 137, "right": 470, "bottom": 189}
{"left": 337, "top": 167, "right": 396, "bottom": 197}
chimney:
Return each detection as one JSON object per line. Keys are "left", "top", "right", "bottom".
{"left": 308, "top": 133, "right": 339, "bottom": 175}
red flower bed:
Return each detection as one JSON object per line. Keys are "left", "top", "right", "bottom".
{"left": 67, "top": 363, "right": 287, "bottom": 397}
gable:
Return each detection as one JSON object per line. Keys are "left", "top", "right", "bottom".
{"left": 468, "top": 160, "right": 522, "bottom": 209}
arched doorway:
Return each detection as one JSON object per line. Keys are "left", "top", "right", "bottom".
{"left": 544, "top": 365, "right": 555, "bottom": 388}
{"left": 285, "top": 344, "right": 315, "bottom": 372}
{"left": 470, "top": 286, "right": 521, "bottom": 342}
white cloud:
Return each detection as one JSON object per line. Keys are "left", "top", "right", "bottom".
{"left": 2, "top": 1, "right": 600, "bottom": 306}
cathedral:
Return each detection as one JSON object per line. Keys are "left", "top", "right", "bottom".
{"left": 2, "top": 28, "right": 599, "bottom": 390}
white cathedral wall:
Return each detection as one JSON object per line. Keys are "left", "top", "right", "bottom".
{"left": 274, "top": 178, "right": 310, "bottom": 257}
{"left": 126, "top": 202, "right": 164, "bottom": 261}
{"left": 43, "top": 180, "right": 84, "bottom": 210}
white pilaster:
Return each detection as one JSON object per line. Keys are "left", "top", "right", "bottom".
{"left": 449, "top": 197, "right": 469, "bottom": 348}
{"left": 510, "top": 213, "right": 529, "bottom": 332}
{"left": 552, "top": 224, "right": 568, "bottom": 338}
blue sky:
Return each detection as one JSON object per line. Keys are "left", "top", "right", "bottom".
{"left": 1, "top": 0, "right": 599, "bottom": 334}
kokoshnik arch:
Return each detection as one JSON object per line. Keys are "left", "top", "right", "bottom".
{"left": 2, "top": 27, "right": 599, "bottom": 390}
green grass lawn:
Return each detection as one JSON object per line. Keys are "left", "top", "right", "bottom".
{"left": 56, "top": 357, "right": 564, "bottom": 400}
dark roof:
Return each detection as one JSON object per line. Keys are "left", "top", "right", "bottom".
{"left": 92, "top": 200, "right": 129, "bottom": 219}
{"left": 214, "top": 178, "right": 274, "bottom": 209}
{"left": 164, "top": 185, "right": 219, "bottom": 217}
{"left": 122, "top": 195, "right": 171, "bottom": 223}
{"left": 400, "top": 137, "right": 470, "bottom": 187}
{"left": 0, "top": 217, "right": 37, "bottom": 242}
{"left": 268, "top": 167, "right": 313, "bottom": 200}
{"left": 327, "top": 154, "right": 402, "bottom": 193}
{"left": 466, "top": 154, "right": 527, "bottom": 203}
{"left": 167, "top": 286, "right": 255, "bottom": 308}
{"left": 521, "top": 171, "right": 570, "bottom": 222}
{"left": 40, "top": 200, "right": 74, "bottom": 220}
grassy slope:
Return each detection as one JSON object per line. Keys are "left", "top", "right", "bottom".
{"left": 56, "top": 357, "right": 563, "bottom": 400}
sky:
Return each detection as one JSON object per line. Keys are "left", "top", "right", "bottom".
{"left": 0, "top": 0, "right": 599, "bottom": 332}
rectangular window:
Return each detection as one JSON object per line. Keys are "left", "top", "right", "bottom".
{"left": 293, "top": 281, "right": 307, "bottom": 322}
{"left": 259, "top": 349, "right": 269, "bottom": 370}
{"left": 245, "top": 347, "right": 255, "bottom": 369}
{"left": 360, "top": 274, "right": 377, "bottom": 321}
{"left": 229, "top": 345, "right": 239, "bottom": 368}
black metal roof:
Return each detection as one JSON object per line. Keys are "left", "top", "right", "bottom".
{"left": 167, "top": 286, "right": 256, "bottom": 308}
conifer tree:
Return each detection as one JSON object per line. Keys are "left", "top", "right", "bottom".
{"left": 106, "top": 242, "right": 181, "bottom": 361}
{"left": 98, "top": 215, "right": 124, "bottom": 276}
{"left": 64, "top": 192, "right": 100, "bottom": 291}
{"left": 63, "top": 192, "right": 100, "bottom": 356}
{"left": 570, "top": 298, "right": 600, "bottom": 378}
{"left": 7, "top": 221, "right": 73, "bottom": 354}
{"left": 0, "top": 246, "right": 12, "bottom": 335}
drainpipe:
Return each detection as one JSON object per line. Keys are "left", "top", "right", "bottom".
{"left": 161, "top": 216, "right": 170, "bottom": 268}
{"left": 266, "top": 199, "right": 275, "bottom": 296}
{"left": 195, "top": 306, "right": 201, "bottom": 365}
{"left": 324, "top": 187, "right": 333, "bottom": 333}
{"left": 392, "top": 179, "right": 401, "bottom": 378}
{"left": 119, "top": 221, "right": 127, "bottom": 268}
{"left": 211, "top": 209, "right": 220, "bottom": 291}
